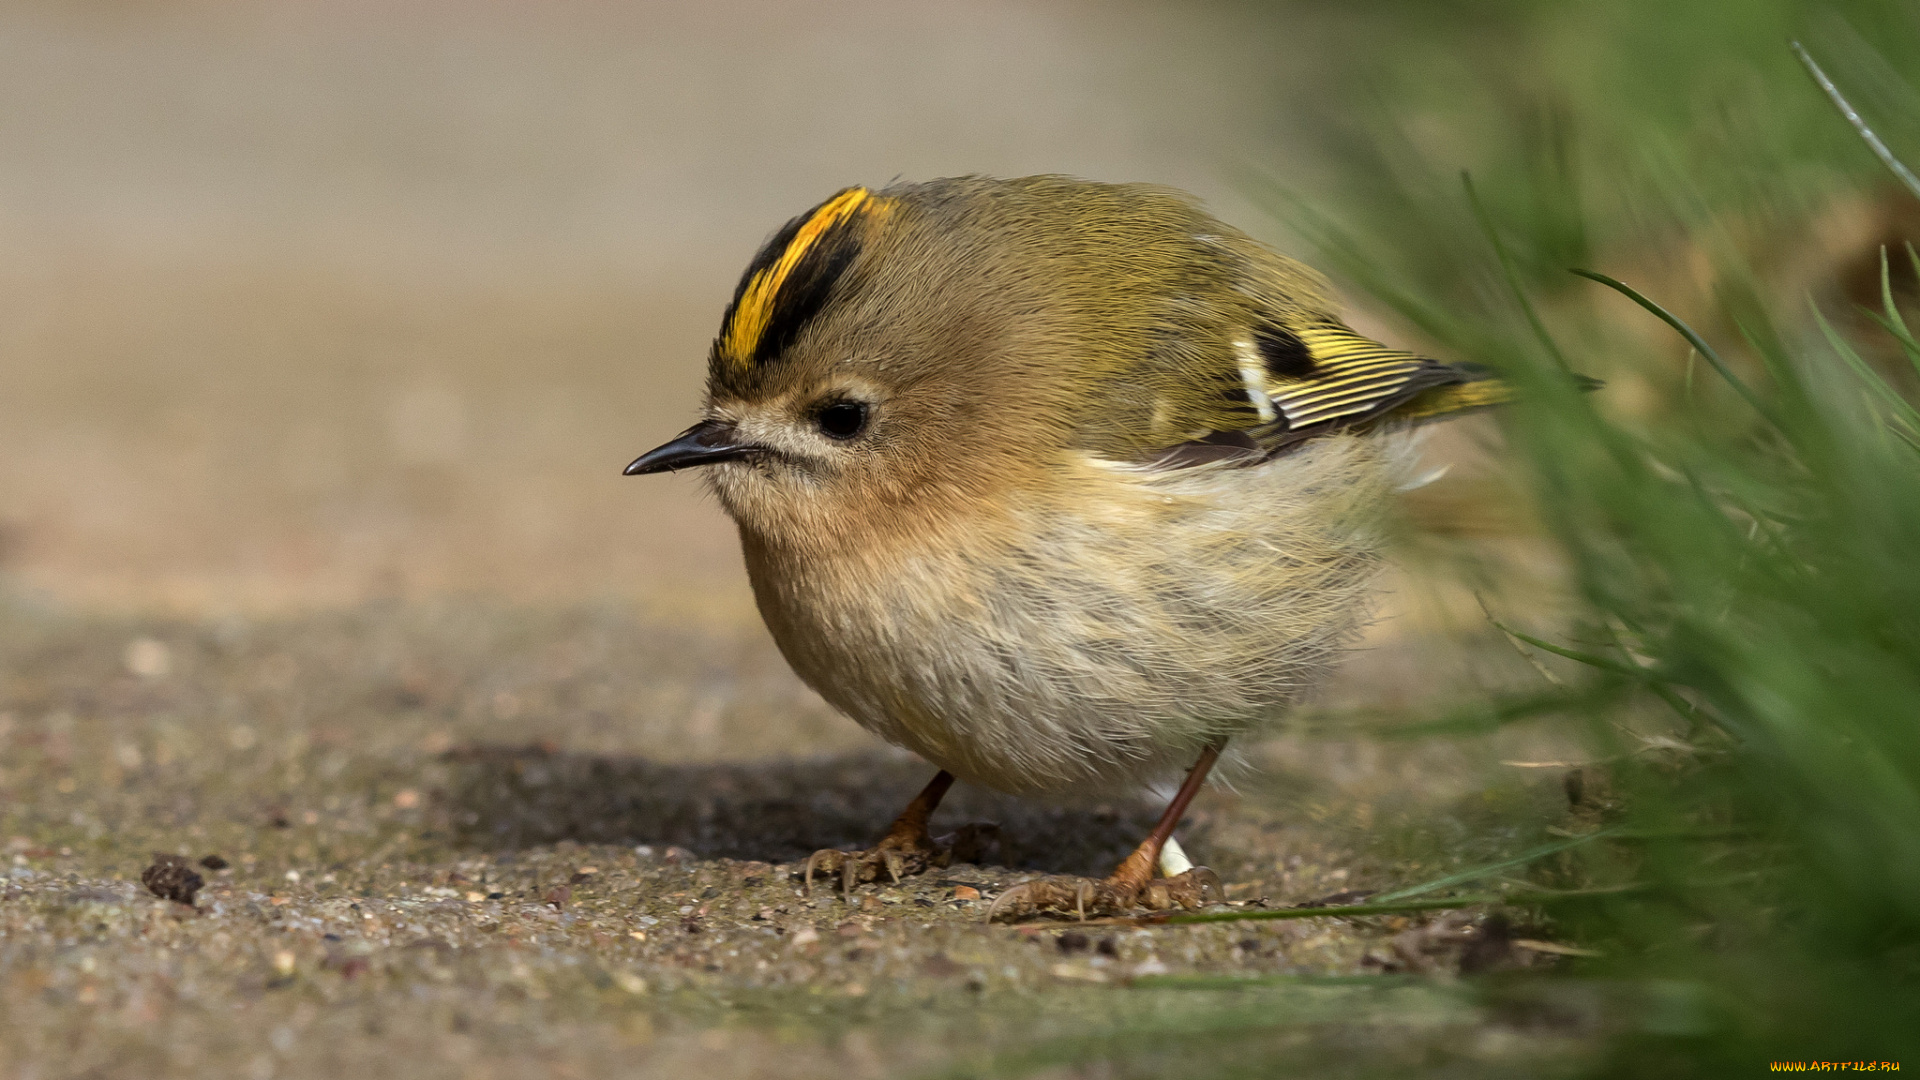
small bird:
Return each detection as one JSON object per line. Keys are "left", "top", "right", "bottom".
{"left": 626, "top": 176, "right": 1512, "bottom": 920}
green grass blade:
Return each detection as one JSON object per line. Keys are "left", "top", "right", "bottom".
{"left": 1494, "top": 622, "right": 1670, "bottom": 683}
{"left": 1369, "top": 827, "right": 1626, "bottom": 903}
{"left": 1817, "top": 305, "right": 1920, "bottom": 445}
{"left": 1885, "top": 242, "right": 1920, "bottom": 382}
{"left": 1866, "top": 308, "right": 1920, "bottom": 368}
{"left": 1794, "top": 41, "right": 1920, "bottom": 204}
{"left": 1879, "top": 247, "right": 1912, "bottom": 341}
{"left": 1371, "top": 684, "right": 1625, "bottom": 738}
{"left": 1570, "top": 269, "right": 1777, "bottom": 426}
{"left": 1128, "top": 973, "right": 1422, "bottom": 990}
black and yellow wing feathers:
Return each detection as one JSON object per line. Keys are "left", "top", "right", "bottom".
{"left": 1259, "top": 320, "right": 1509, "bottom": 446}
{"left": 1142, "top": 317, "right": 1507, "bottom": 469}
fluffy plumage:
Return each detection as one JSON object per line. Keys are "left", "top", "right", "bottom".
{"left": 744, "top": 434, "right": 1398, "bottom": 796}
{"left": 639, "top": 175, "right": 1499, "bottom": 799}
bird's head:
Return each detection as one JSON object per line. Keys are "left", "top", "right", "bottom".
{"left": 624, "top": 177, "right": 1313, "bottom": 551}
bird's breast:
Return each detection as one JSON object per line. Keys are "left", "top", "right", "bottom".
{"left": 739, "top": 438, "right": 1395, "bottom": 796}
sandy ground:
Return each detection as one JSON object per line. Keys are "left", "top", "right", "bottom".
{"left": 0, "top": 3, "right": 1596, "bottom": 1076}
{"left": 0, "top": 601, "right": 1599, "bottom": 1079}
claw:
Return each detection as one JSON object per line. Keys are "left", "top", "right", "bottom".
{"left": 985, "top": 877, "right": 1117, "bottom": 922}
{"left": 1183, "top": 867, "right": 1223, "bottom": 905}
{"left": 984, "top": 882, "right": 1030, "bottom": 923}
{"left": 802, "top": 849, "right": 834, "bottom": 895}
{"left": 800, "top": 819, "right": 996, "bottom": 900}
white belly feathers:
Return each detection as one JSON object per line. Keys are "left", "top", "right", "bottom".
{"left": 749, "top": 435, "right": 1396, "bottom": 797}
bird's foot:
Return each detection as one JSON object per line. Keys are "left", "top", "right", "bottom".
{"left": 804, "top": 822, "right": 1000, "bottom": 895}
{"left": 986, "top": 866, "right": 1222, "bottom": 922}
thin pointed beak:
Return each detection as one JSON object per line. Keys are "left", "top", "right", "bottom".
{"left": 623, "top": 419, "right": 765, "bottom": 475}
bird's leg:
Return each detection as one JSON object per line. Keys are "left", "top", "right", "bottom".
{"left": 803, "top": 771, "right": 1001, "bottom": 895}
{"left": 987, "top": 744, "right": 1226, "bottom": 922}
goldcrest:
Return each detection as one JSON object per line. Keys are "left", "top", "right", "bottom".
{"left": 627, "top": 176, "right": 1510, "bottom": 919}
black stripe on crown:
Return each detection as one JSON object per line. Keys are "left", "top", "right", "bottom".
{"left": 715, "top": 199, "right": 869, "bottom": 369}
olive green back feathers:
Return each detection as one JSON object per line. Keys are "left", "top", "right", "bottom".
{"left": 707, "top": 175, "right": 1504, "bottom": 469}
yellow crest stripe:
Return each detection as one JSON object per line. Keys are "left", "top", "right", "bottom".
{"left": 721, "top": 187, "right": 876, "bottom": 367}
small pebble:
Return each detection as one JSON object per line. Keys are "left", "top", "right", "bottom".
{"left": 141, "top": 854, "right": 203, "bottom": 906}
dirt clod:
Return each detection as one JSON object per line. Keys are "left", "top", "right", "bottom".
{"left": 1458, "top": 913, "right": 1521, "bottom": 975}
{"left": 141, "top": 854, "right": 204, "bottom": 905}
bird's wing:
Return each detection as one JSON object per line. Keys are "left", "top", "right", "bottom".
{"left": 1255, "top": 320, "right": 1513, "bottom": 444}
{"left": 1141, "top": 318, "right": 1507, "bottom": 469}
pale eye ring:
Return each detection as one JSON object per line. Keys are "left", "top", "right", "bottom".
{"left": 814, "top": 399, "right": 870, "bottom": 440}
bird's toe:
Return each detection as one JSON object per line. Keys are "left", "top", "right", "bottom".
{"left": 1138, "top": 866, "right": 1223, "bottom": 912}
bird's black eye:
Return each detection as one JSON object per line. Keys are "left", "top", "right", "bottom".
{"left": 814, "top": 400, "right": 869, "bottom": 440}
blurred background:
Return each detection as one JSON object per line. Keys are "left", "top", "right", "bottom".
{"left": 0, "top": 0, "right": 1337, "bottom": 621}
